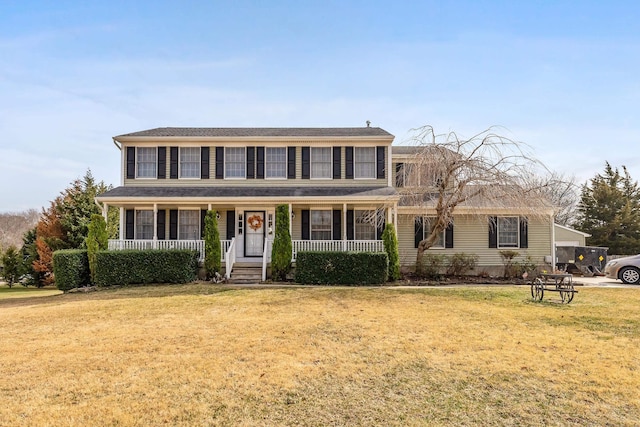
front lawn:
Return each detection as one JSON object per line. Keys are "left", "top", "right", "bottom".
{"left": 1, "top": 284, "right": 639, "bottom": 425}
{"left": 0, "top": 284, "right": 62, "bottom": 299}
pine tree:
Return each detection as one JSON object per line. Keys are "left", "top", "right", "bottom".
{"left": 271, "top": 205, "right": 292, "bottom": 281}
{"left": 86, "top": 214, "right": 108, "bottom": 284}
{"left": 576, "top": 163, "right": 640, "bottom": 255}
{"left": 382, "top": 223, "right": 401, "bottom": 280}
{"left": 204, "top": 210, "right": 222, "bottom": 278}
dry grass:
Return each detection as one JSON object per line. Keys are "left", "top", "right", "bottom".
{"left": 1, "top": 284, "right": 639, "bottom": 426}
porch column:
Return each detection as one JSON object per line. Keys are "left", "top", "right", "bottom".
{"left": 119, "top": 207, "right": 124, "bottom": 240}
{"left": 343, "top": 203, "right": 347, "bottom": 251}
{"left": 288, "top": 203, "right": 293, "bottom": 237}
{"left": 208, "top": 203, "right": 212, "bottom": 211}
{"left": 102, "top": 203, "right": 108, "bottom": 221}
{"left": 153, "top": 203, "right": 158, "bottom": 249}
{"left": 393, "top": 202, "right": 398, "bottom": 228}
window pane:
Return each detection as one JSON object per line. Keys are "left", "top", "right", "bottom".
{"left": 135, "top": 210, "right": 154, "bottom": 240}
{"left": 137, "top": 147, "right": 157, "bottom": 178}
{"left": 498, "top": 217, "right": 518, "bottom": 247}
{"left": 180, "top": 147, "right": 200, "bottom": 178}
{"left": 355, "top": 147, "right": 375, "bottom": 178}
{"left": 179, "top": 211, "right": 200, "bottom": 240}
{"left": 424, "top": 217, "right": 445, "bottom": 248}
{"left": 310, "top": 210, "right": 332, "bottom": 240}
{"left": 225, "top": 147, "right": 246, "bottom": 178}
{"left": 311, "top": 147, "right": 331, "bottom": 179}
{"left": 355, "top": 210, "right": 376, "bottom": 240}
{"left": 266, "top": 147, "right": 286, "bottom": 178}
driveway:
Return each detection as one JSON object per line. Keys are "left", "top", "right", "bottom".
{"left": 572, "top": 276, "right": 639, "bottom": 288}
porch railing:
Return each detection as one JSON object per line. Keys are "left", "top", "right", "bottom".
{"left": 291, "top": 240, "right": 384, "bottom": 261}
{"left": 225, "top": 238, "right": 236, "bottom": 279}
{"left": 107, "top": 239, "right": 232, "bottom": 264}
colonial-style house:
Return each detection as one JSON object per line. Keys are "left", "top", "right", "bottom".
{"left": 95, "top": 126, "right": 556, "bottom": 281}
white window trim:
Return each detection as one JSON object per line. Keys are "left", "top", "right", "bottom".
{"left": 310, "top": 208, "right": 333, "bottom": 240}
{"left": 178, "top": 146, "right": 201, "bottom": 180}
{"left": 354, "top": 209, "right": 376, "bottom": 240}
{"left": 354, "top": 147, "right": 376, "bottom": 180}
{"left": 310, "top": 147, "right": 332, "bottom": 180}
{"left": 497, "top": 216, "right": 520, "bottom": 249}
{"left": 135, "top": 147, "right": 157, "bottom": 180}
{"left": 422, "top": 217, "right": 446, "bottom": 250}
{"left": 135, "top": 209, "right": 154, "bottom": 240}
{"left": 224, "top": 147, "right": 247, "bottom": 180}
{"left": 265, "top": 146, "right": 287, "bottom": 180}
{"left": 178, "top": 209, "right": 201, "bottom": 240}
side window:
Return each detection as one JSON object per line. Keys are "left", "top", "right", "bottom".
{"left": 498, "top": 217, "right": 519, "bottom": 248}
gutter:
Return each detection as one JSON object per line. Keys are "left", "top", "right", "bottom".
{"left": 112, "top": 137, "right": 122, "bottom": 150}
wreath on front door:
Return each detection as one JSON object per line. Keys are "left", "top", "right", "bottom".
{"left": 247, "top": 214, "right": 264, "bottom": 231}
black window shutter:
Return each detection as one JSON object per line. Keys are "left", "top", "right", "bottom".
{"left": 345, "top": 147, "right": 354, "bottom": 179}
{"left": 201, "top": 147, "right": 210, "bottom": 179}
{"left": 519, "top": 217, "right": 528, "bottom": 248}
{"left": 157, "top": 210, "right": 166, "bottom": 240}
{"left": 125, "top": 209, "right": 134, "bottom": 239}
{"left": 170, "top": 147, "right": 178, "bottom": 179}
{"left": 377, "top": 211, "right": 385, "bottom": 240}
{"left": 301, "top": 210, "right": 310, "bottom": 240}
{"left": 215, "top": 147, "right": 224, "bottom": 179}
{"left": 333, "top": 147, "right": 341, "bottom": 179}
{"left": 395, "top": 163, "right": 404, "bottom": 187}
{"left": 157, "top": 147, "right": 166, "bottom": 179}
{"left": 415, "top": 217, "right": 424, "bottom": 248}
{"left": 226, "top": 210, "right": 235, "bottom": 240}
{"left": 332, "top": 210, "right": 341, "bottom": 240}
{"left": 376, "top": 146, "right": 386, "bottom": 179}
{"left": 256, "top": 147, "right": 265, "bottom": 179}
{"left": 247, "top": 147, "right": 255, "bottom": 179}
{"left": 287, "top": 147, "right": 296, "bottom": 179}
{"left": 126, "top": 147, "right": 135, "bottom": 179}
{"left": 488, "top": 216, "right": 498, "bottom": 248}
{"left": 169, "top": 210, "right": 178, "bottom": 240}
{"left": 346, "top": 210, "right": 354, "bottom": 240}
{"left": 445, "top": 223, "right": 454, "bottom": 248}
{"left": 301, "top": 147, "right": 310, "bottom": 179}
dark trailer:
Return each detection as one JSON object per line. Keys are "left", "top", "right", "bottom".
{"left": 556, "top": 246, "right": 608, "bottom": 276}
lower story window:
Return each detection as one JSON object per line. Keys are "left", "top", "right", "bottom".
{"left": 311, "top": 210, "right": 332, "bottom": 240}
{"left": 423, "top": 217, "right": 445, "bottom": 249}
{"left": 179, "top": 210, "right": 200, "bottom": 240}
{"left": 135, "top": 210, "right": 153, "bottom": 240}
{"left": 498, "top": 217, "right": 519, "bottom": 248}
{"left": 355, "top": 210, "right": 376, "bottom": 240}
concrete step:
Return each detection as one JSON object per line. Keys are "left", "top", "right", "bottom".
{"left": 228, "top": 265, "right": 263, "bottom": 283}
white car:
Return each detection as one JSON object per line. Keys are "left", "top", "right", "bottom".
{"left": 604, "top": 255, "right": 640, "bottom": 284}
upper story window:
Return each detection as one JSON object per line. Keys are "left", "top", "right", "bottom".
{"left": 178, "top": 210, "right": 200, "bottom": 240}
{"left": 311, "top": 147, "right": 331, "bottom": 179}
{"left": 135, "top": 210, "right": 154, "bottom": 240}
{"left": 180, "top": 147, "right": 200, "bottom": 178}
{"left": 311, "top": 210, "right": 332, "bottom": 240}
{"left": 498, "top": 217, "right": 519, "bottom": 248}
{"left": 355, "top": 147, "right": 376, "bottom": 179}
{"left": 355, "top": 210, "right": 376, "bottom": 240}
{"left": 266, "top": 147, "right": 286, "bottom": 179}
{"left": 225, "top": 147, "right": 246, "bottom": 178}
{"left": 136, "top": 147, "right": 157, "bottom": 178}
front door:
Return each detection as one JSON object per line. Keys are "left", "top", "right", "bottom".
{"left": 245, "top": 211, "right": 265, "bottom": 257}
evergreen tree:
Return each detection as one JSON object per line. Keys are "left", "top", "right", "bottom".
{"left": 20, "top": 227, "right": 43, "bottom": 287}
{"left": 1, "top": 246, "right": 21, "bottom": 288}
{"left": 85, "top": 214, "right": 108, "bottom": 284}
{"left": 576, "top": 163, "right": 640, "bottom": 255}
{"left": 204, "top": 210, "right": 222, "bottom": 278}
{"left": 271, "top": 205, "right": 292, "bottom": 281}
{"left": 382, "top": 223, "right": 401, "bottom": 280}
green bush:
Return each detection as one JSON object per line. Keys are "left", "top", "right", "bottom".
{"left": 446, "top": 253, "right": 479, "bottom": 276}
{"left": 204, "top": 210, "right": 222, "bottom": 278}
{"left": 382, "top": 224, "right": 401, "bottom": 281}
{"left": 417, "top": 253, "right": 446, "bottom": 279}
{"left": 295, "top": 252, "right": 388, "bottom": 285}
{"left": 271, "top": 205, "right": 293, "bottom": 281}
{"left": 85, "top": 214, "right": 108, "bottom": 284}
{"left": 53, "top": 249, "right": 90, "bottom": 291}
{"left": 94, "top": 249, "right": 198, "bottom": 286}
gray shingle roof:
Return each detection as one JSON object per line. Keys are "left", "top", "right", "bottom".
{"left": 98, "top": 186, "right": 397, "bottom": 199}
{"left": 116, "top": 127, "right": 393, "bottom": 139}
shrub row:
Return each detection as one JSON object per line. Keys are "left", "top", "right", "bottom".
{"left": 52, "top": 250, "right": 90, "bottom": 291}
{"left": 52, "top": 249, "right": 198, "bottom": 290}
{"left": 295, "top": 251, "right": 388, "bottom": 285}
{"left": 418, "top": 252, "right": 479, "bottom": 279}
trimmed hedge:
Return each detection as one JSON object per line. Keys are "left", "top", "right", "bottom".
{"left": 53, "top": 249, "right": 90, "bottom": 291}
{"left": 94, "top": 249, "right": 198, "bottom": 286}
{"left": 295, "top": 251, "right": 388, "bottom": 285}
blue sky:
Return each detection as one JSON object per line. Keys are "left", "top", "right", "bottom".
{"left": 1, "top": 0, "right": 639, "bottom": 212}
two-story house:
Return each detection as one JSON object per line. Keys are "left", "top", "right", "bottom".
{"left": 96, "top": 126, "right": 556, "bottom": 280}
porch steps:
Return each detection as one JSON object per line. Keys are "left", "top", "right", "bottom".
{"left": 228, "top": 262, "right": 263, "bottom": 284}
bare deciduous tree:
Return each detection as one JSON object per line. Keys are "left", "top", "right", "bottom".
{"left": 0, "top": 209, "right": 40, "bottom": 252}
{"left": 399, "top": 126, "right": 560, "bottom": 273}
